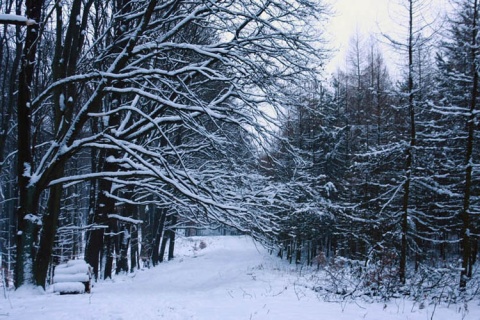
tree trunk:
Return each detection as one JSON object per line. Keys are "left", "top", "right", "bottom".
{"left": 168, "top": 215, "right": 177, "bottom": 261}
{"left": 129, "top": 204, "right": 139, "bottom": 272}
{"left": 14, "top": 0, "right": 44, "bottom": 288}
{"left": 399, "top": 0, "right": 416, "bottom": 285}
{"left": 116, "top": 224, "right": 130, "bottom": 274}
{"left": 159, "top": 216, "right": 172, "bottom": 263}
{"left": 0, "top": 10, "right": 21, "bottom": 171}
{"left": 295, "top": 237, "right": 302, "bottom": 264}
{"left": 151, "top": 209, "right": 167, "bottom": 266}
{"left": 104, "top": 217, "right": 117, "bottom": 279}
{"left": 460, "top": 0, "right": 478, "bottom": 289}
{"left": 33, "top": 178, "right": 63, "bottom": 288}
{"left": 85, "top": 166, "right": 113, "bottom": 280}
{"left": 130, "top": 224, "right": 139, "bottom": 272}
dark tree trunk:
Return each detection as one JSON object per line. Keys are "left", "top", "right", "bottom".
{"left": 130, "top": 224, "right": 139, "bottom": 272}
{"left": 129, "top": 204, "right": 140, "bottom": 272}
{"left": 151, "top": 209, "right": 167, "bottom": 266}
{"left": 460, "top": 0, "right": 478, "bottom": 289}
{"left": 287, "top": 240, "right": 292, "bottom": 264}
{"left": 0, "top": 15, "right": 22, "bottom": 286}
{"left": 159, "top": 233, "right": 169, "bottom": 263}
{"left": 103, "top": 233, "right": 113, "bottom": 279}
{"left": 14, "top": 0, "right": 44, "bottom": 288}
{"left": 116, "top": 224, "right": 130, "bottom": 274}
{"left": 168, "top": 215, "right": 177, "bottom": 261}
{"left": 399, "top": 0, "right": 416, "bottom": 285}
{"left": 104, "top": 217, "right": 118, "bottom": 279}
{"left": 85, "top": 167, "right": 113, "bottom": 280}
{"left": 33, "top": 0, "right": 93, "bottom": 288}
{"left": 85, "top": 226, "right": 104, "bottom": 281}
{"left": 33, "top": 179, "right": 63, "bottom": 288}
{"left": 84, "top": 148, "right": 103, "bottom": 280}
{"left": 139, "top": 203, "right": 153, "bottom": 266}
{"left": 159, "top": 216, "right": 171, "bottom": 263}
{"left": 295, "top": 237, "right": 302, "bottom": 264}
{"left": 0, "top": 9, "right": 22, "bottom": 170}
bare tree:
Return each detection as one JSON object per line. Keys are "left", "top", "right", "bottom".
{"left": 436, "top": 0, "right": 480, "bottom": 288}
{"left": 6, "top": 0, "right": 327, "bottom": 288}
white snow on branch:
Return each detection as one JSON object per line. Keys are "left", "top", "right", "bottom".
{"left": 57, "top": 224, "right": 108, "bottom": 232}
{"left": 24, "top": 213, "right": 42, "bottom": 226}
{"left": 0, "top": 14, "right": 36, "bottom": 25}
{"left": 107, "top": 214, "right": 143, "bottom": 225}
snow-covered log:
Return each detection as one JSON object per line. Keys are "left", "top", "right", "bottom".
{"left": 53, "top": 260, "right": 92, "bottom": 294}
{"left": 53, "top": 282, "right": 86, "bottom": 294}
{"left": 54, "top": 260, "right": 92, "bottom": 274}
{"left": 53, "top": 273, "right": 90, "bottom": 283}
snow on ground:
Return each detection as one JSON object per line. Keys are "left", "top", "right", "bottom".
{"left": 1, "top": 235, "right": 478, "bottom": 319}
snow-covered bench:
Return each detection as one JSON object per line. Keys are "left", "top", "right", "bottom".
{"left": 53, "top": 260, "right": 92, "bottom": 294}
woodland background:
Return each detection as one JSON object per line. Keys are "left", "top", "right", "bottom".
{"left": 0, "top": 0, "right": 478, "bottom": 301}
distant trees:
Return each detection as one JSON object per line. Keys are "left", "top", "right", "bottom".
{"left": 262, "top": 80, "right": 337, "bottom": 264}
{"left": 331, "top": 35, "right": 397, "bottom": 263}
{"left": 270, "top": 0, "right": 479, "bottom": 294}
{"left": 435, "top": 0, "right": 480, "bottom": 288}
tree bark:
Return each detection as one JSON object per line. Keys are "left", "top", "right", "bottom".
{"left": 14, "top": 0, "right": 44, "bottom": 288}
{"left": 159, "top": 215, "right": 173, "bottom": 263}
{"left": 129, "top": 199, "right": 139, "bottom": 272}
{"left": 85, "top": 164, "right": 113, "bottom": 280}
{"left": 116, "top": 224, "right": 131, "bottom": 274}
{"left": 104, "top": 216, "right": 118, "bottom": 279}
{"left": 152, "top": 210, "right": 167, "bottom": 265}
{"left": 399, "top": 0, "right": 416, "bottom": 285}
{"left": 0, "top": 6, "right": 22, "bottom": 170}
{"left": 168, "top": 215, "right": 177, "bottom": 261}
{"left": 460, "top": 0, "right": 478, "bottom": 289}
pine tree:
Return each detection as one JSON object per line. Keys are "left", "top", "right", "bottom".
{"left": 435, "top": 0, "right": 480, "bottom": 288}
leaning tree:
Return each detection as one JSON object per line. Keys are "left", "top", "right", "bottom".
{"left": 4, "top": 0, "right": 328, "bottom": 288}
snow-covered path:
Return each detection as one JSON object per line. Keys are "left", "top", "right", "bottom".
{"left": 1, "top": 236, "right": 478, "bottom": 319}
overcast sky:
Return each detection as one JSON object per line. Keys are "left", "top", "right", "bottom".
{"left": 324, "top": 0, "right": 450, "bottom": 76}
{"left": 324, "top": 0, "right": 390, "bottom": 73}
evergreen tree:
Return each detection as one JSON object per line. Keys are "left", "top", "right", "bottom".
{"left": 435, "top": 0, "right": 480, "bottom": 288}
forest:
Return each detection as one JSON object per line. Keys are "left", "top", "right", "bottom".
{"left": 0, "top": 0, "right": 478, "bottom": 303}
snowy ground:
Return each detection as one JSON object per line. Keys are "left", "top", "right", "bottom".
{"left": 1, "top": 236, "right": 478, "bottom": 319}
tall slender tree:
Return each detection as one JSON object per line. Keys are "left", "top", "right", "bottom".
{"left": 5, "top": 0, "right": 327, "bottom": 288}
{"left": 436, "top": 0, "right": 480, "bottom": 288}
{"left": 15, "top": 0, "right": 45, "bottom": 288}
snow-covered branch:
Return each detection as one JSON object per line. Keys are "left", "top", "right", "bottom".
{"left": 0, "top": 14, "right": 36, "bottom": 26}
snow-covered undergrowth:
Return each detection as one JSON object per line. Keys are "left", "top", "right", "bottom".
{"left": 298, "top": 256, "right": 480, "bottom": 306}
{"left": 1, "top": 236, "right": 478, "bottom": 319}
